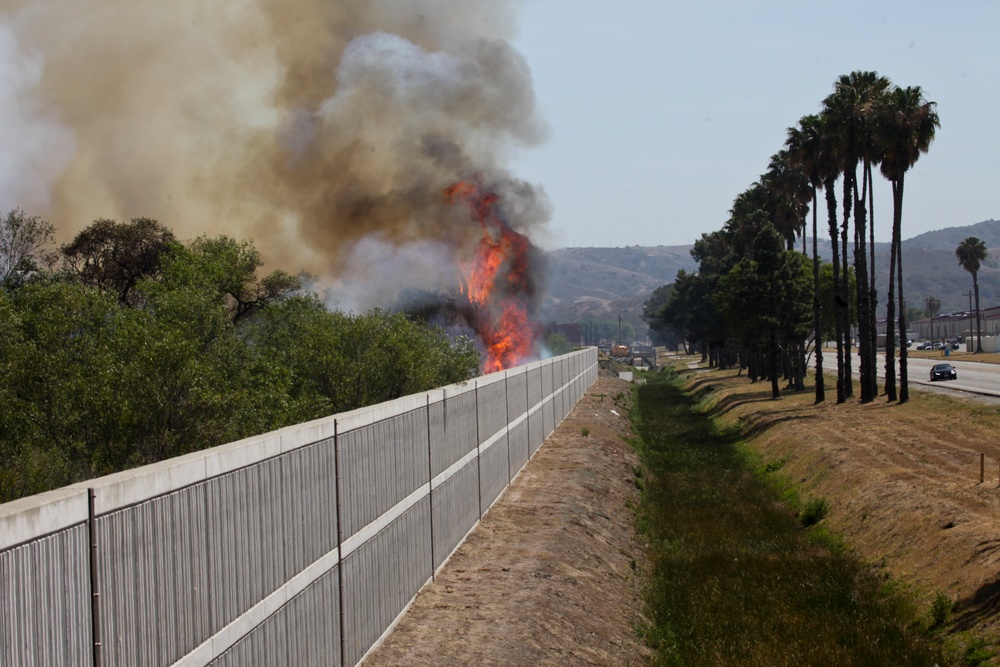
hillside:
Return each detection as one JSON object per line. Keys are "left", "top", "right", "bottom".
{"left": 544, "top": 218, "right": 1000, "bottom": 336}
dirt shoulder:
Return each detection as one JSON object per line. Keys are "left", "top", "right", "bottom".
{"left": 363, "top": 374, "right": 651, "bottom": 667}
{"left": 686, "top": 364, "right": 1000, "bottom": 652}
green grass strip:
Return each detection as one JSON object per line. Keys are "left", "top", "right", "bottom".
{"left": 632, "top": 373, "right": 944, "bottom": 666}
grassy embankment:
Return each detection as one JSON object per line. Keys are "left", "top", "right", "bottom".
{"left": 629, "top": 368, "right": 947, "bottom": 666}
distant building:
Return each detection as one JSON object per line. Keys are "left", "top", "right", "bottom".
{"left": 909, "top": 305, "right": 1000, "bottom": 340}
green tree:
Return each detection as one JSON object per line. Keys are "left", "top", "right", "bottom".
{"left": 877, "top": 84, "right": 940, "bottom": 402}
{"left": 716, "top": 221, "right": 811, "bottom": 398}
{"left": 154, "top": 235, "right": 301, "bottom": 323}
{"left": 642, "top": 283, "right": 678, "bottom": 347}
{"left": 544, "top": 332, "right": 575, "bottom": 356}
{"left": 0, "top": 229, "right": 482, "bottom": 504}
{"left": 956, "top": 236, "right": 988, "bottom": 353}
{"left": 0, "top": 209, "right": 57, "bottom": 288}
{"left": 61, "top": 217, "right": 176, "bottom": 305}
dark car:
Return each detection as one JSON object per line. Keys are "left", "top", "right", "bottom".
{"left": 930, "top": 363, "right": 957, "bottom": 381}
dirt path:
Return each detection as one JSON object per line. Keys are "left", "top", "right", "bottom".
{"left": 363, "top": 374, "right": 651, "bottom": 667}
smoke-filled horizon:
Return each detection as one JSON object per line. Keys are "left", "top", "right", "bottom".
{"left": 0, "top": 0, "right": 551, "bottom": 287}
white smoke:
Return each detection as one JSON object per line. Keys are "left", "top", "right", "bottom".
{"left": 0, "top": 18, "right": 74, "bottom": 212}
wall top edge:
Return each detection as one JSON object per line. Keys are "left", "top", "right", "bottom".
{"left": 0, "top": 487, "right": 90, "bottom": 552}
{"left": 0, "top": 348, "right": 596, "bottom": 525}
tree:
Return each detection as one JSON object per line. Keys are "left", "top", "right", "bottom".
{"left": 716, "top": 220, "right": 811, "bottom": 398}
{"left": 877, "top": 84, "right": 940, "bottom": 402}
{"left": 822, "top": 71, "right": 892, "bottom": 403}
{"left": 154, "top": 235, "right": 301, "bottom": 323}
{"left": 956, "top": 236, "right": 988, "bottom": 352}
{"left": 786, "top": 114, "right": 838, "bottom": 403}
{"left": 0, "top": 209, "right": 57, "bottom": 288}
{"left": 642, "top": 283, "right": 678, "bottom": 346}
{"left": 0, "top": 236, "right": 483, "bottom": 503}
{"left": 61, "top": 217, "right": 176, "bottom": 305}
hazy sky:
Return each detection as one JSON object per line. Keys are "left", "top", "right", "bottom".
{"left": 509, "top": 1, "right": 1000, "bottom": 249}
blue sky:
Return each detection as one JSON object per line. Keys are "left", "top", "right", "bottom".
{"left": 509, "top": 1, "right": 1000, "bottom": 249}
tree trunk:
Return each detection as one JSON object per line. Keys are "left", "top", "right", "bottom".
{"left": 825, "top": 179, "right": 846, "bottom": 403}
{"left": 867, "top": 161, "right": 879, "bottom": 397}
{"left": 853, "top": 168, "right": 873, "bottom": 403}
{"left": 812, "top": 189, "right": 825, "bottom": 403}
{"left": 769, "top": 333, "right": 780, "bottom": 399}
{"left": 884, "top": 213, "right": 898, "bottom": 401}
{"left": 895, "top": 177, "right": 909, "bottom": 403}
{"left": 841, "top": 173, "right": 854, "bottom": 398}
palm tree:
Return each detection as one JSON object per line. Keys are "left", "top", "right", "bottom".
{"left": 877, "top": 85, "right": 940, "bottom": 402}
{"left": 786, "top": 114, "right": 836, "bottom": 403}
{"left": 956, "top": 236, "right": 988, "bottom": 353}
{"left": 822, "top": 71, "right": 891, "bottom": 403}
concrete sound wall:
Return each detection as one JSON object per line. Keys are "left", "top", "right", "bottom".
{"left": 0, "top": 348, "right": 598, "bottom": 667}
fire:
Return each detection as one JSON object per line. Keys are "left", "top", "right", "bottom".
{"left": 445, "top": 180, "right": 536, "bottom": 374}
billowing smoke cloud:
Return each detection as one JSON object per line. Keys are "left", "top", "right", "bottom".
{"left": 0, "top": 0, "right": 549, "bottom": 286}
{"left": 0, "top": 19, "right": 74, "bottom": 213}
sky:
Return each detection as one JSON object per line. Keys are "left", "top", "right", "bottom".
{"left": 508, "top": 0, "right": 1000, "bottom": 250}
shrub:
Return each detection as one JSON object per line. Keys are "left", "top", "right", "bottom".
{"left": 930, "top": 592, "right": 952, "bottom": 627}
{"left": 800, "top": 497, "right": 830, "bottom": 527}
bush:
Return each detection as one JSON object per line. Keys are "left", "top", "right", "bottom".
{"left": 800, "top": 497, "right": 830, "bottom": 527}
{"left": 930, "top": 592, "right": 952, "bottom": 627}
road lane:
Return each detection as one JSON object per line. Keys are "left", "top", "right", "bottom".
{"left": 849, "top": 350, "right": 1000, "bottom": 397}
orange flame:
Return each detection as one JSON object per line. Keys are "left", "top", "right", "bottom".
{"left": 445, "top": 180, "right": 536, "bottom": 373}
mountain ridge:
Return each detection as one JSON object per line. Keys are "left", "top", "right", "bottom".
{"left": 543, "top": 218, "right": 1000, "bottom": 338}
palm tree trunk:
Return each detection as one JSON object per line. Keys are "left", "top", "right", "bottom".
{"left": 867, "top": 161, "right": 879, "bottom": 398}
{"left": 894, "top": 177, "right": 909, "bottom": 403}
{"left": 826, "top": 179, "right": 845, "bottom": 403}
{"left": 841, "top": 174, "right": 853, "bottom": 398}
{"left": 812, "top": 189, "right": 825, "bottom": 403}
{"left": 853, "top": 169, "right": 873, "bottom": 403}
{"left": 885, "top": 219, "right": 898, "bottom": 401}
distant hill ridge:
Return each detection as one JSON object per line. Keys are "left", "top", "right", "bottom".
{"left": 544, "top": 218, "right": 1000, "bottom": 335}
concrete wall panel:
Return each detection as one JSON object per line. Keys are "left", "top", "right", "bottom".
{"left": 430, "top": 459, "right": 480, "bottom": 570}
{"left": 0, "top": 524, "right": 90, "bottom": 667}
{"left": 279, "top": 438, "right": 339, "bottom": 579}
{"left": 98, "top": 485, "right": 212, "bottom": 667}
{"left": 478, "top": 436, "right": 509, "bottom": 511}
{"left": 542, "top": 360, "right": 555, "bottom": 438}
{"left": 340, "top": 498, "right": 432, "bottom": 667}
{"left": 507, "top": 420, "right": 529, "bottom": 479}
{"left": 208, "top": 566, "right": 341, "bottom": 667}
{"left": 526, "top": 365, "right": 544, "bottom": 454}
{"left": 338, "top": 409, "right": 429, "bottom": 538}
{"left": 475, "top": 378, "right": 507, "bottom": 444}
{"left": 428, "top": 389, "right": 478, "bottom": 479}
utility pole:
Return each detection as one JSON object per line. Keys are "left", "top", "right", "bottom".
{"left": 927, "top": 296, "right": 936, "bottom": 343}
{"left": 964, "top": 290, "right": 974, "bottom": 350}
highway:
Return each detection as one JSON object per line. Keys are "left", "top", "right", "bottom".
{"left": 847, "top": 351, "right": 1000, "bottom": 398}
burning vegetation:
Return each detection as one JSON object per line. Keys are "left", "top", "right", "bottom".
{"left": 1, "top": 1, "right": 552, "bottom": 374}
{"left": 445, "top": 180, "right": 539, "bottom": 373}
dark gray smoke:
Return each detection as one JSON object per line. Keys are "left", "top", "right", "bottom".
{"left": 0, "top": 0, "right": 550, "bottom": 287}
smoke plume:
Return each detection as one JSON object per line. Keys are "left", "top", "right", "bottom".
{"left": 0, "top": 0, "right": 549, "bottom": 284}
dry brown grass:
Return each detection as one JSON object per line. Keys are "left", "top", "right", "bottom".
{"left": 681, "top": 364, "right": 1000, "bottom": 660}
